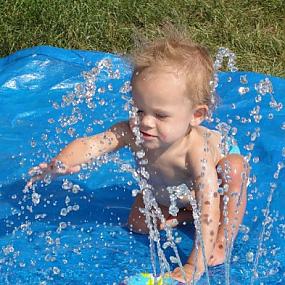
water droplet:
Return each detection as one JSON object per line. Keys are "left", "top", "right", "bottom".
{"left": 250, "top": 132, "right": 257, "bottom": 141}
{"left": 255, "top": 78, "right": 273, "bottom": 95}
{"left": 97, "top": 87, "right": 105, "bottom": 94}
{"left": 255, "top": 95, "right": 262, "bottom": 103}
{"left": 277, "top": 161, "right": 284, "bottom": 170}
{"left": 120, "top": 81, "right": 131, "bottom": 93}
{"left": 253, "top": 157, "right": 259, "bottom": 163}
{"left": 175, "top": 237, "right": 182, "bottom": 244}
{"left": 86, "top": 126, "right": 93, "bottom": 133}
{"left": 60, "top": 208, "right": 67, "bottom": 216}
{"left": 67, "top": 127, "right": 76, "bottom": 137}
{"left": 107, "top": 83, "right": 113, "bottom": 91}
{"left": 232, "top": 255, "right": 239, "bottom": 262}
{"left": 30, "top": 139, "right": 37, "bottom": 148}
{"left": 62, "top": 180, "right": 73, "bottom": 190}
{"left": 73, "top": 205, "right": 79, "bottom": 211}
{"left": 43, "top": 174, "right": 51, "bottom": 185}
{"left": 246, "top": 251, "right": 254, "bottom": 262}
{"left": 72, "top": 184, "right": 82, "bottom": 194}
{"left": 240, "top": 75, "right": 248, "bottom": 84}
{"left": 239, "top": 224, "right": 250, "bottom": 234}
{"left": 132, "top": 189, "right": 140, "bottom": 197}
{"left": 162, "top": 241, "right": 171, "bottom": 249}
{"left": 52, "top": 102, "right": 60, "bottom": 109}
{"left": 170, "top": 256, "right": 179, "bottom": 263}
{"left": 238, "top": 87, "right": 250, "bottom": 95}
{"left": 242, "top": 235, "right": 249, "bottom": 242}
{"left": 52, "top": 266, "right": 60, "bottom": 275}
{"left": 32, "top": 192, "right": 41, "bottom": 205}
{"left": 46, "top": 236, "right": 53, "bottom": 245}
{"left": 217, "top": 187, "right": 224, "bottom": 195}
{"left": 276, "top": 102, "right": 283, "bottom": 111}
{"left": 136, "top": 150, "right": 145, "bottom": 159}
{"left": 65, "top": 196, "right": 70, "bottom": 205}
{"left": 273, "top": 171, "right": 279, "bottom": 179}
{"left": 223, "top": 195, "right": 229, "bottom": 204}
{"left": 231, "top": 127, "right": 238, "bottom": 136}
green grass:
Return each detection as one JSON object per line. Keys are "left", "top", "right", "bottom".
{"left": 0, "top": 0, "right": 284, "bottom": 77}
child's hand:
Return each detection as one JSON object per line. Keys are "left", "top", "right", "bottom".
{"left": 26, "top": 159, "right": 81, "bottom": 188}
{"left": 171, "top": 263, "right": 203, "bottom": 284}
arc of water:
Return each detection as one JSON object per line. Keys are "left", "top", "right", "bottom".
{"left": 220, "top": 75, "right": 281, "bottom": 285}
{"left": 223, "top": 161, "right": 249, "bottom": 285}
{"left": 211, "top": 47, "right": 240, "bottom": 285}
{"left": 186, "top": 188, "right": 211, "bottom": 285}
{"left": 249, "top": 181, "right": 277, "bottom": 285}
{"left": 128, "top": 106, "right": 188, "bottom": 283}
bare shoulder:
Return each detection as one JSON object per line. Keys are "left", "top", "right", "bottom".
{"left": 186, "top": 126, "right": 220, "bottom": 178}
{"left": 195, "top": 126, "right": 221, "bottom": 146}
{"left": 196, "top": 126, "right": 222, "bottom": 165}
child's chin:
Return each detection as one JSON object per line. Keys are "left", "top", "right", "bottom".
{"left": 142, "top": 141, "right": 160, "bottom": 149}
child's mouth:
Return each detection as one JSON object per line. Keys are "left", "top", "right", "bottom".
{"left": 140, "top": 131, "right": 156, "bottom": 139}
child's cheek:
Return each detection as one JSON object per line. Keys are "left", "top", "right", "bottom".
{"left": 160, "top": 133, "right": 167, "bottom": 141}
{"left": 129, "top": 118, "right": 135, "bottom": 129}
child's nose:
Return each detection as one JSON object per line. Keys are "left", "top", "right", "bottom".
{"left": 140, "top": 114, "right": 155, "bottom": 128}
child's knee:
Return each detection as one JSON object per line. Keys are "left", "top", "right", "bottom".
{"left": 127, "top": 211, "right": 149, "bottom": 234}
{"left": 218, "top": 154, "right": 249, "bottom": 184}
{"left": 127, "top": 219, "right": 149, "bottom": 234}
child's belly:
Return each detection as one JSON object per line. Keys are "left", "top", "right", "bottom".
{"left": 152, "top": 185, "right": 192, "bottom": 209}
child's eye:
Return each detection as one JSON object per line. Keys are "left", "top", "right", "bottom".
{"left": 155, "top": 113, "right": 168, "bottom": 119}
{"left": 137, "top": 110, "right": 143, "bottom": 115}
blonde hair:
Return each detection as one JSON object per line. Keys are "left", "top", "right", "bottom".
{"left": 131, "top": 31, "right": 215, "bottom": 109}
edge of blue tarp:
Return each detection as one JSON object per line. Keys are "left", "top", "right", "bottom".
{"left": 1, "top": 45, "right": 284, "bottom": 79}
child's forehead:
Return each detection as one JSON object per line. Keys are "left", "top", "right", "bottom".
{"left": 131, "top": 67, "right": 194, "bottom": 107}
{"left": 132, "top": 65, "right": 185, "bottom": 83}
{"left": 132, "top": 69, "right": 186, "bottom": 95}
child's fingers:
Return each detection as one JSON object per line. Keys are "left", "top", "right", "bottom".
{"left": 68, "top": 165, "right": 81, "bottom": 173}
{"left": 39, "top": 163, "right": 48, "bottom": 169}
{"left": 27, "top": 162, "right": 80, "bottom": 188}
{"left": 26, "top": 179, "right": 33, "bottom": 188}
{"left": 170, "top": 270, "right": 185, "bottom": 283}
{"left": 171, "top": 267, "right": 183, "bottom": 278}
{"left": 28, "top": 163, "right": 48, "bottom": 176}
{"left": 26, "top": 174, "right": 43, "bottom": 188}
{"left": 27, "top": 163, "right": 48, "bottom": 187}
{"left": 28, "top": 167, "right": 42, "bottom": 177}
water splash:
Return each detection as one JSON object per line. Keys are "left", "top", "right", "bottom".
{"left": 29, "top": 54, "right": 284, "bottom": 285}
{"left": 0, "top": 47, "right": 284, "bottom": 284}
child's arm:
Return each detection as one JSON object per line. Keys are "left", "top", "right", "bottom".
{"left": 172, "top": 154, "right": 220, "bottom": 282}
{"left": 27, "top": 121, "right": 133, "bottom": 187}
{"left": 187, "top": 170, "right": 220, "bottom": 270}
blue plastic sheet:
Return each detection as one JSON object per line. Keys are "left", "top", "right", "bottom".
{"left": 0, "top": 46, "right": 284, "bottom": 284}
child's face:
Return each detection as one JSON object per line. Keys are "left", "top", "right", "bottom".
{"left": 131, "top": 67, "right": 202, "bottom": 150}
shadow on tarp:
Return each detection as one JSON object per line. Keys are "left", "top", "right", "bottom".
{"left": 0, "top": 179, "right": 196, "bottom": 265}
{"left": 0, "top": 180, "right": 133, "bottom": 234}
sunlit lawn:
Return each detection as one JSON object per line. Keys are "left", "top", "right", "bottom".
{"left": 0, "top": 0, "right": 284, "bottom": 76}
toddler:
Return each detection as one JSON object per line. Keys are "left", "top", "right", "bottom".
{"left": 28, "top": 32, "right": 248, "bottom": 283}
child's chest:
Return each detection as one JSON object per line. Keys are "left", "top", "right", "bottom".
{"left": 143, "top": 153, "right": 194, "bottom": 189}
{"left": 142, "top": 158, "right": 195, "bottom": 208}
{"left": 132, "top": 142, "right": 197, "bottom": 207}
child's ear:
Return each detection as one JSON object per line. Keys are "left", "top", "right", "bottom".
{"left": 191, "top": 105, "right": 208, "bottom": 126}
